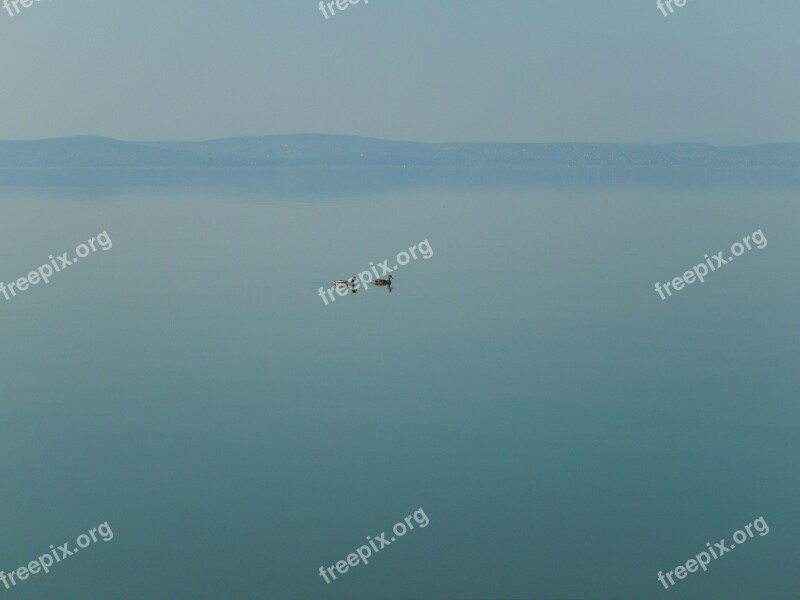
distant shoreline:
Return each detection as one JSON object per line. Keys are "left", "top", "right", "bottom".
{"left": 2, "top": 135, "right": 800, "bottom": 168}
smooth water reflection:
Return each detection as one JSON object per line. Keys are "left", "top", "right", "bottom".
{"left": 0, "top": 168, "right": 797, "bottom": 599}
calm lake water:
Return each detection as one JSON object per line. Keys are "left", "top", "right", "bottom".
{"left": 0, "top": 168, "right": 798, "bottom": 599}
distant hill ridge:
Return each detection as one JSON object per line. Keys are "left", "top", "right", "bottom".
{"left": 1, "top": 135, "right": 800, "bottom": 167}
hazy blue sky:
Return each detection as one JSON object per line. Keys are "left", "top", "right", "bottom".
{"left": 0, "top": 0, "right": 798, "bottom": 144}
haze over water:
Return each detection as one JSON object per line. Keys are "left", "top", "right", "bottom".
{"left": 1, "top": 168, "right": 797, "bottom": 599}
{"left": 2, "top": 0, "right": 799, "bottom": 596}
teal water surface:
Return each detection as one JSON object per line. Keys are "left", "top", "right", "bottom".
{"left": 0, "top": 168, "right": 798, "bottom": 599}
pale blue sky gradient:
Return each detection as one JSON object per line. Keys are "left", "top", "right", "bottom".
{"left": 0, "top": 0, "right": 798, "bottom": 144}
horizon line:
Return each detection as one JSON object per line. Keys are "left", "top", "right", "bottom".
{"left": 1, "top": 135, "right": 799, "bottom": 149}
